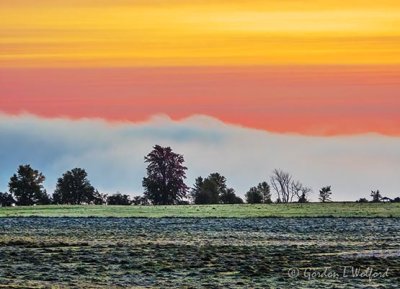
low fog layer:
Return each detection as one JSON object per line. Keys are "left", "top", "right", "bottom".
{"left": 0, "top": 113, "right": 399, "bottom": 201}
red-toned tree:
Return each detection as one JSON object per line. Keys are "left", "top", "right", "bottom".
{"left": 142, "top": 145, "right": 188, "bottom": 205}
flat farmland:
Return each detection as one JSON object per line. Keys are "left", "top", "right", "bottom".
{"left": 0, "top": 203, "right": 400, "bottom": 218}
{"left": 0, "top": 217, "right": 399, "bottom": 288}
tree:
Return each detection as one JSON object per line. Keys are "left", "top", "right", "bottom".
{"left": 92, "top": 190, "right": 107, "bottom": 205}
{"left": 234, "top": 195, "right": 244, "bottom": 204}
{"left": 9, "top": 165, "right": 50, "bottom": 205}
{"left": 297, "top": 191, "right": 309, "bottom": 203}
{"left": 245, "top": 187, "right": 263, "bottom": 204}
{"left": 190, "top": 177, "right": 211, "bottom": 204}
{"left": 107, "top": 193, "right": 131, "bottom": 205}
{"left": 0, "top": 192, "right": 15, "bottom": 207}
{"left": 190, "top": 173, "right": 241, "bottom": 204}
{"left": 191, "top": 175, "right": 222, "bottom": 204}
{"left": 391, "top": 197, "right": 400, "bottom": 203}
{"left": 53, "top": 168, "right": 98, "bottom": 204}
{"left": 257, "top": 181, "right": 272, "bottom": 203}
{"left": 356, "top": 197, "right": 369, "bottom": 203}
{"left": 220, "top": 188, "right": 243, "bottom": 204}
{"left": 142, "top": 145, "right": 188, "bottom": 205}
{"left": 270, "top": 169, "right": 311, "bottom": 203}
{"left": 132, "top": 195, "right": 149, "bottom": 205}
{"left": 370, "top": 190, "right": 382, "bottom": 203}
{"left": 245, "top": 182, "right": 272, "bottom": 204}
{"left": 319, "top": 186, "right": 332, "bottom": 203}
{"left": 270, "top": 169, "right": 293, "bottom": 203}
{"left": 291, "top": 181, "right": 312, "bottom": 203}
{"left": 205, "top": 173, "right": 227, "bottom": 203}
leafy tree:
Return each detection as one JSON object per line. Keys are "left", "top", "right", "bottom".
{"left": 191, "top": 176, "right": 219, "bottom": 204}
{"left": 257, "top": 181, "right": 272, "bottom": 203}
{"left": 319, "top": 186, "right": 332, "bottom": 203}
{"left": 245, "top": 187, "right": 263, "bottom": 204}
{"left": 107, "top": 193, "right": 131, "bottom": 205}
{"left": 9, "top": 165, "right": 50, "bottom": 205}
{"left": 391, "top": 197, "right": 400, "bottom": 203}
{"left": 234, "top": 196, "right": 244, "bottom": 204}
{"left": 142, "top": 145, "right": 188, "bottom": 205}
{"left": 92, "top": 190, "right": 107, "bottom": 205}
{"left": 53, "top": 168, "right": 98, "bottom": 204}
{"left": 207, "top": 173, "right": 227, "bottom": 193}
{"left": 0, "top": 192, "right": 15, "bottom": 207}
{"left": 190, "top": 177, "right": 208, "bottom": 204}
{"left": 370, "top": 190, "right": 382, "bottom": 203}
{"left": 191, "top": 173, "right": 241, "bottom": 204}
{"left": 204, "top": 173, "right": 226, "bottom": 203}
{"left": 220, "top": 188, "right": 243, "bottom": 204}
{"left": 356, "top": 197, "right": 369, "bottom": 203}
{"left": 132, "top": 195, "right": 149, "bottom": 205}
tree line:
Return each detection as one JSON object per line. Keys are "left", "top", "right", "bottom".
{"left": 0, "top": 145, "right": 398, "bottom": 206}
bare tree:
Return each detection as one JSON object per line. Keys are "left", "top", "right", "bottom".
{"left": 270, "top": 169, "right": 293, "bottom": 203}
{"left": 270, "top": 169, "right": 312, "bottom": 203}
{"left": 292, "top": 181, "right": 312, "bottom": 203}
{"left": 290, "top": 180, "right": 303, "bottom": 201}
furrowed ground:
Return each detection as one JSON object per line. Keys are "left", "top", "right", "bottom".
{"left": 0, "top": 203, "right": 400, "bottom": 218}
{"left": 0, "top": 218, "right": 399, "bottom": 288}
{"left": 0, "top": 204, "right": 399, "bottom": 288}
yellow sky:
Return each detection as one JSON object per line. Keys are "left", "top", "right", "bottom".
{"left": 1, "top": 0, "right": 400, "bottom": 67}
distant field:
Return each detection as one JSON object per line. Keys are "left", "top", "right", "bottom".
{"left": 0, "top": 203, "right": 399, "bottom": 218}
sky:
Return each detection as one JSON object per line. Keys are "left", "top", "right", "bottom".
{"left": 1, "top": 0, "right": 399, "bottom": 200}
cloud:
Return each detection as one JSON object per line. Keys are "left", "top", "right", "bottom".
{"left": 0, "top": 113, "right": 399, "bottom": 201}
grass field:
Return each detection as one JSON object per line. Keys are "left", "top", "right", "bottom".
{"left": 0, "top": 202, "right": 399, "bottom": 218}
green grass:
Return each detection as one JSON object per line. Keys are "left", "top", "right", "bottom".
{"left": 0, "top": 202, "right": 399, "bottom": 217}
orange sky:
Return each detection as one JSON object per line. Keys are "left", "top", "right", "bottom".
{"left": 1, "top": 0, "right": 399, "bottom": 135}
{"left": 1, "top": 66, "right": 399, "bottom": 135}
{"left": 2, "top": 0, "right": 400, "bottom": 66}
